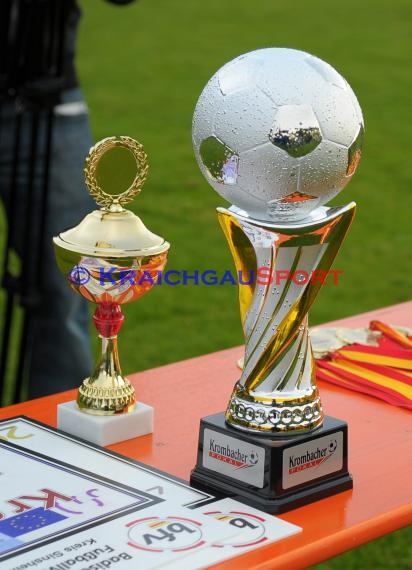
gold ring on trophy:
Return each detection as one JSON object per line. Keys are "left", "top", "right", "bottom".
{"left": 84, "top": 136, "right": 149, "bottom": 210}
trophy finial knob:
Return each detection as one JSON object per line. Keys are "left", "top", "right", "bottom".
{"left": 84, "top": 135, "right": 149, "bottom": 211}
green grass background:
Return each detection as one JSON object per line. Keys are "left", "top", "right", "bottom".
{"left": 2, "top": 0, "right": 412, "bottom": 566}
{"left": 77, "top": 1, "right": 411, "bottom": 567}
{"left": 77, "top": 0, "right": 412, "bottom": 374}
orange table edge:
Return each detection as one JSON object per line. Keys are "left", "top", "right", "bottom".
{"left": 1, "top": 301, "right": 411, "bottom": 569}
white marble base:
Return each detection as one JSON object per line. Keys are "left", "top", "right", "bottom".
{"left": 57, "top": 400, "right": 154, "bottom": 446}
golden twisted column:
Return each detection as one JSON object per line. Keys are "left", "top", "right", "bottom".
{"left": 219, "top": 203, "right": 356, "bottom": 434}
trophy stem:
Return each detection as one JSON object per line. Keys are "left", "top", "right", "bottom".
{"left": 219, "top": 204, "right": 356, "bottom": 435}
{"left": 77, "top": 303, "right": 135, "bottom": 415}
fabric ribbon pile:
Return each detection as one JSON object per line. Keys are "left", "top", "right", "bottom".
{"left": 311, "top": 320, "right": 412, "bottom": 411}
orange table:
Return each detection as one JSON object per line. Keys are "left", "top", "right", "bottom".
{"left": 1, "top": 301, "right": 411, "bottom": 569}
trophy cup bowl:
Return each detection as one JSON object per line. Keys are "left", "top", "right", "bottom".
{"left": 190, "top": 48, "right": 364, "bottom": 512}
{"left": 53, "top": 136, "right": 170, "bottom": 417}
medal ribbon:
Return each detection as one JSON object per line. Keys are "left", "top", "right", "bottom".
{"left": 315, "top": 322, "right": 412, "bottom": 410}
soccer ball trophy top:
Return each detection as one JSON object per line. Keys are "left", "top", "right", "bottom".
{"left": 193, "top": 47, "right": 363, "bottom": 224}
{"left": 191, "top": 48, "right": 363, "bottom": 512}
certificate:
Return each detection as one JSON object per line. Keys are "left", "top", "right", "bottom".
{"left": 0, "top": 417, "right": 301, "bottom": 569}
{"left": 0, "top": 440, "right": 160, "bottom": 561}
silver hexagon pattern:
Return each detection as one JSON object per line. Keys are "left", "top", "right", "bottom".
{"left": 269, "top": 105, "right": 322, "bottom": 158}
{"left": 346, "top": 124, "right": 364, "bottom": 176}
{"left": 199, "top": 136, "right": 239, "bottom": 185}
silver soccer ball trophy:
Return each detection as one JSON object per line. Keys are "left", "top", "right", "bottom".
{"left": 193, "top": 47, "right": 363, "bottom": 224}
{"left": 193, "top": 48, "right": 363, "bottom": 434}
{"left": 191, "top": 48, "right": 363, "bottom": 511}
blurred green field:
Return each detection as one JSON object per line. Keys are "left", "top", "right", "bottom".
{"left": 1, "top": 0, "right": 411, "bottom": 566}
{"left": 75, "top": 1, "right": 411, "bottom": 567}
{"left": 77, "top": 0, "right": 412, "bottom": 375}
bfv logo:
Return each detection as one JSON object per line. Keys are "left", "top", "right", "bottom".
{"left": 126, "top": 516, "right": 204, "bottom": 552}
{"left": 205, "top": 509, "right": 267, "bottom": 548}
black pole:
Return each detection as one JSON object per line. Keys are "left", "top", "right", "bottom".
{"left": 0, "top": 109, "right": 22, "bottom": 402}
{"left": 0, "top": 0, "right": 68, "bottom": 403}
{"left": 13, "top": 109, "right": 40, "bottom": 401}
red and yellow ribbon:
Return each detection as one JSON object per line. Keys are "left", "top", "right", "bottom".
{"left": 316, "top": 321, "right": 412, "bottom": 411}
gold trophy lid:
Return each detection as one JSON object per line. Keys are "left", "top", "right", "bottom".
{"left": 54, "top": 136, "right": 169, "bottom": 257}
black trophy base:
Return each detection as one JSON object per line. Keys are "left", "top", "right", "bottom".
{"left": 190, "top": 413, "right": 352, "bottom": 513}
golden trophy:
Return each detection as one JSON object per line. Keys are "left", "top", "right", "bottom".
{"left": 53, "top": 136, "right": 169, "bottom": 445}
{"left": 191, "top": 49, "right": 363, "bottom": 512}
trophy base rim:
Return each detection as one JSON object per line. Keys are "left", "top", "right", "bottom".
{"left": 225, "top": 384, "right": 324, "bottom": 434}
{"left": 77, "top": 377, "right": 135, "bottom": 415}
{"left": 190, "top": 412, "right": 352, "bottom": 514}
